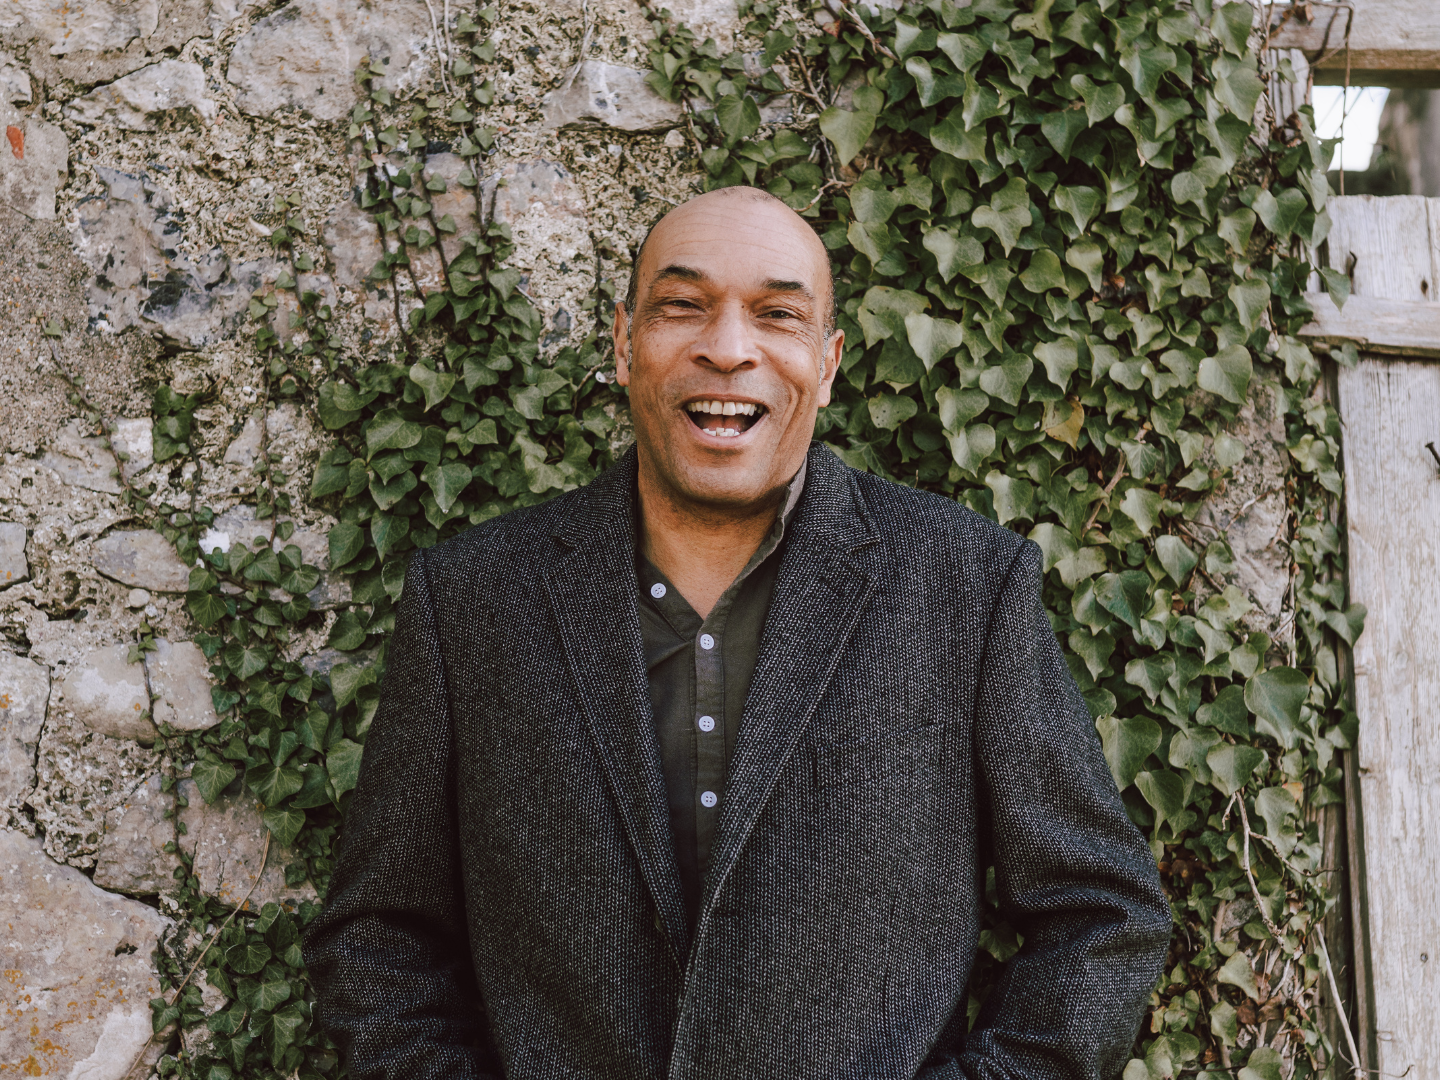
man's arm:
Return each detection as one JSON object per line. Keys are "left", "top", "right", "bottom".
{"left": 303, "top": 549, "right": 502, "bottom": 1080}
{"left": 928, "top": 540, "right": 1171, "bottom": 1079}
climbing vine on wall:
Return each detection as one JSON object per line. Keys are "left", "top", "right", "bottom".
{"left": 133, "top": 1, "right": 1365, "bottom": 1077}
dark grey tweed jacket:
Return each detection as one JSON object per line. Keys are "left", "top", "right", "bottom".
{"left": 303, "top": 442, "right": 1170, "bottom": 1080}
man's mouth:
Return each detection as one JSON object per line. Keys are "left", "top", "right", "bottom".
{"left": 684, "top": 399, "right": 766, "bottom": 439}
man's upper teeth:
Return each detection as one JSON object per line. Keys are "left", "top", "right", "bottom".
{"left": 688, "top": 400, "right": 758, "bottom": 415}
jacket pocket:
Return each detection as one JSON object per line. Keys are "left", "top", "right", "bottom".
{"left": 814, "top": 723, "right": 949, "bottom": 790}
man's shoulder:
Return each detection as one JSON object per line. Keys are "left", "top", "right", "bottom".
{"left": 419, "top": 481, "right": 600, "bottom": 577}
{"left": 833, "top": 454, "right": 1030, "bottom": 565}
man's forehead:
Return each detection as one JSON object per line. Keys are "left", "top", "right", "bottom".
{"left": 641, "top": 194, "right": 826, "bottom": 291}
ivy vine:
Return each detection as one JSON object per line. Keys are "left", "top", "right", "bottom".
{"left": 128, "top": 1, "right": 1365, "bottom": 1077}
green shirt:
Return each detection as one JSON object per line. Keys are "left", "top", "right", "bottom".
{"left": 635, "top": 464, "right": 806, "bottom": 930}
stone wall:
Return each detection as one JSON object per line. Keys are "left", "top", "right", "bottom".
{"left": 0, "top": 1, "right": 1295, "bottom": 1076}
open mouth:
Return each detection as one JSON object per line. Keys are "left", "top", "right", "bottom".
{"left": 684, "top": 398, "right": 766, "bottom": 439}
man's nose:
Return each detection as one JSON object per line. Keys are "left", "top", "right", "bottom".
{"left": 694, "top": 301, "right": 761, "bottom": 373}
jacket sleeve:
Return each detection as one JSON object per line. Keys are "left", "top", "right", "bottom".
{"left": 927, "top": 539, "right": 1171, "bottom": 1080}
{"left": 302, "top": 548, "right": 503, "bottom": 1080}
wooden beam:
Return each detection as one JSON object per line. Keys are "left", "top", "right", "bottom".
{"left": 1266, "top": 2, "right": 1440, "bottom": 88}
{"left": 1300, "top": 293, "right": 1440, "bottom": 357}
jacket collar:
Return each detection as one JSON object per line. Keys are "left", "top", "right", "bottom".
{"left": 543, "top": 443, "right": 882, "bottom": 968}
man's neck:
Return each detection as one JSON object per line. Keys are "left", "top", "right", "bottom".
{"left": 636, "top": 469, "right": 788, "bottom": 620}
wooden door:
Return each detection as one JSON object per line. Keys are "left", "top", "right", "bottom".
{"left": 1306, "top": 195, "right": 1440, "bottom": 1079}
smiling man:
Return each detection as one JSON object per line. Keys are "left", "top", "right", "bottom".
{"left": 304, "top": 187, "right": 1170, "bottom": 1080}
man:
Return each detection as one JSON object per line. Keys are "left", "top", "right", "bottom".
{"left": 304, "top": 186, "right": 1171, "bottom": 1079}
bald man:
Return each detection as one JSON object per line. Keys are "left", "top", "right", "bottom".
{"left": 305, "top": 188, "right": 1169, "bottom": 1080}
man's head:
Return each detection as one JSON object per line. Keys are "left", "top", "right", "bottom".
{"left": 614, "top": 186, "right": 843, "bottom": 515}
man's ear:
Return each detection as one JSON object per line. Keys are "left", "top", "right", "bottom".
{"left": 817, "top": 328, "right": 843, "bottom": 408}
{"left": 613, "top": 301, "right": 631, "bottom": 387}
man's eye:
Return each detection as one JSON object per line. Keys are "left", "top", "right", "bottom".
{"left": 764, "top": 309, "right": 796, "bottom": 319}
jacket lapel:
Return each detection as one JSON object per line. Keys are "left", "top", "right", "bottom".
{"left": 543, "top": 451, "right": 691, "bottom": 967}
{"left": 697, "top": 445, "right": 883, "bottom": 939}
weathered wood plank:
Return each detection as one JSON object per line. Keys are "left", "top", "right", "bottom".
{"left": 1267, "top": 1, "right": 1440, "bottom": 88}
{"left": 1299, "top": 294, "right": 1440, "bottom": 356}
{"left": 1336, "top": 358, "right": 1440, "bottom": 1080}
{"left": 1328, "top": 193, "right": 1440, "bottom": 1080}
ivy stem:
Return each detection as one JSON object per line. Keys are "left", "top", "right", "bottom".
{"left": 1316, "top": 923, "right": 1365, "bottom": 1080}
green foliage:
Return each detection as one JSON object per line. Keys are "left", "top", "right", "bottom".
{"left": 137, "top": 0, "right": 1363, "bottom": 1076}
{"left": 642, "top": 0, "right": 1358, "bottom": 1073}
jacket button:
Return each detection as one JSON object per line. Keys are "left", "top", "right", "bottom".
{"left": 698, "top": 633, "right": 715, "bottom": 650}
{"left": 700, "top": 790, "right": 718, "bottom": 808}
{"left": 697, "top": 715, "right": 715, "bottom": 732}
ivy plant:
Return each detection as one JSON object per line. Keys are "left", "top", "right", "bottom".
{"left": 134, "top": 1, "right": 1366, "bottom": 1077}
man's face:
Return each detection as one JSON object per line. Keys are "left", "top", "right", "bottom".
{"left": 614, "top": 190, "right": 843, "bottom": 511}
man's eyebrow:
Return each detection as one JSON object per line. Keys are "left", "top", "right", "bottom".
{"left": 761, "top": 279, "right": 813, "bottom": 299}
{"left": 650, "top": 264, "right": 706, "bottom": 287}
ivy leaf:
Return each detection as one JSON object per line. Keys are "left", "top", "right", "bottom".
{"left": 1071, "top": 75, "right": 1124, "bottom": 124}
{"left": 1094, "top": 571, "right": 1151, "bottom": 628}
{"left": 1212, "top": 2, "right": 1256, "bottom": 56}
{"left": 1253, "top": 187, "right": 1307, "bottom": 241}
{"left": 279, "top": 565, "right": 321, "bottom": 595}
{"left": 365, "top": 408, "right": 423, "bottom": 454}
{"left": 922, "top": 227, "right": 982, "bottom": 283}
{"left": 1040, "top": 106, "right": 1088, "bottom": 158}
{"left": 936, "top": 386, "right": 989, "bottom": 433}
{"left": 1096, "top": 714, "right": 1161, "bottom": 790}
{"left": 1240, "top": 1048, "right": 1284, "bottom": 1080}
{"left": 1134, "top": 769, "right": 1186, "bottom": 832}
{"left": 1198, "top": 344, "right": 1253, "bottom": 403}
{"left": 316, "top": 381, "right": 364, "bottom": 429}
{"left": 1245, "top": 666, "right": 1309, "bottom": 749}
{"left": 972, "top": 177, "right": 1032, "bottom": 255}
{"left": 423, "top": 462, "right": 472, "bottom": 513}
{"left": 371, "top": 512, "right": 410, "bottom": 559}
{"left": 715, "top": 93, "right": 761, "bottom": 141}
{"left": 329, "top": 663, "right": 376, "bottom": 709}
{"left": 1125, "top": 654, "right": 1175, "bottom": 701}
{"left": 977, "top": 353, "right": 1032, "bottom": 406}
{"left": 1042, "top": 398, "right": 1084, "bottom": 449}
{"left": 247, "top": 760, "right": 304, "bottom": 806}
{"left": 327, "top": 738, "right": 365, "bottom": 799}
{"left": 1210, "top": 1001, "right": 1239, "bottom": 1046}
{"left": 868, "top": 394, "right": 918, "bottom": 431}
{"left": 187, "top": 590, "right": 229, "bottom": 628}
{"left": 262, "top": 806, "right": 305, "bottom": 847}
{"left": 222, "top": 642, "right": 268, "bottom": 680}
{"left": 328, "top": 522, "right": 365, "bottom": 570}
{"left": 251, "top": 975, "right": 292, "bottom": 1012}
{"left": 1033, "top": 338, "right": 1078, "bottom": 389}
{"left": 819, "top": 103, "right": 877, "bottom": 166}
{"left": 1118, "top": 487, "right": 1162, "bottom": 534}
{"left": 1318, "top": 267, "right": 1350, "bottom": 310}
{"left": 1216, "top": 950, "right": 1260, "bottom": 1001}
{"left": 1020, "top": 250, "right": 1067, "bottom": 295}
{"left": 1154, "top": 535, "right": 1197, "bottom": 585}
{"left": 1206, "top": 742, "right": 1266, "bottom": 796}
{"left": 409, "top": 363, "right": 457, "bottom": 412}
{"left": 904, "top": 313, "right": 965, "bottom": 370}
{"left": 947, "top": 423, "right": 996, "bottom": 475}
{"left": 1218, "top": 208, "right": 1257, "bottom": 252}
{"left": 244, "top": 548, "right": 282, "bottom": 585}
{"left": 225, "top": 942, "right": 271, "bottom": 976}
{"left": 1065, "top": 238, "right": 1105, "bottom": 291}
{"left": 192, "top": 753, "right": 237, "bottom": 804}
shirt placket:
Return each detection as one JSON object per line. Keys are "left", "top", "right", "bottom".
{"left": 691, "top": 604, "right": 728, "bottom": 873}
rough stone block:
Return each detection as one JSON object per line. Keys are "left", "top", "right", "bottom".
{"left": 66, "top": 59, "right": 218, "bottom": 130}
{"left": 0, "top": 0, "right": 159, "bottom": 56}
{"left": 144, "top": 638, "right": 218, "bottom": 732}
{"left": 227, "top": 0, "right": 434, "bottom": 122}
{"left": 61, "top": 644, "right": 155, "bottom": 743}
{"left": 0, "top": 829, "right": 170, "bottom": 1080}
{"left": 177, "top": 777, "right": 317, "bottom": 910}
{"left": 41, "top": 416, "right": 154, "bottom": 494}
{"left": 0, "top": 50, "right": 31, "bottom": 103}
{"left": 0, "top": 96, "right": 67, "bottom": 220}
{"left": 0, "top": 651, "right": 49, "bottom": 804}
{"left": 93, "top": 772, "right": 177, "bottom": 895}
{"left": 322, "top": 193, "right": 384, "bottom": 292}
{"left": 71, "top": 165, "right": 276, "bottom": 346}
{"left": 0, "top": 520, "right": 26, "bottom": 588}
{"left": 543, "top": 61, "right": 683, "bottom": 132}
{"left": 94, "top": 528, "right": 191, "bottom": 593}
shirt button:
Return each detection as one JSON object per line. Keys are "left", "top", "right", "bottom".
{"left": 697, "top": 715, "right": 715, "bottom": 732}
{"left": 699, "top": 633, "right": 715, "bottom": 650}
{"left": 700, "top": 790, "right": 718, "bottom": 808}
{"left": 650, "top": 582, "right": 666, "bottom": 599}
